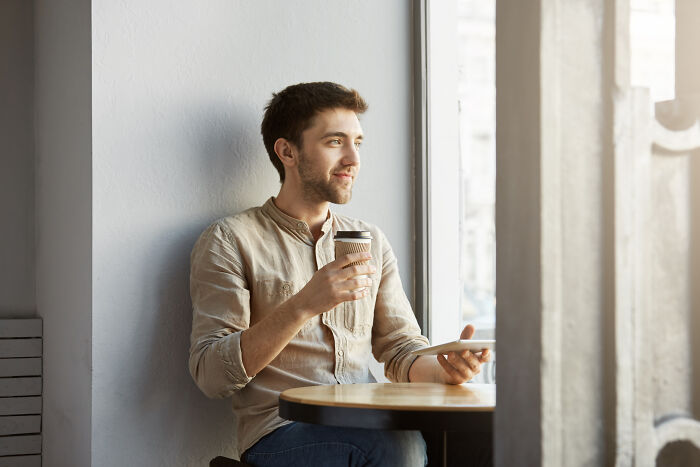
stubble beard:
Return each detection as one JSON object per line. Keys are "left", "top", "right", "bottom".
{"left": 297, "top": 152, "right": 353, "bottom": 205}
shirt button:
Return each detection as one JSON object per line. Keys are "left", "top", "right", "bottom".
{"left": 337, "top": 350, "right": 344, "bottom": 357}
{"left": 282, "top": 283, "right": 291, "bottom": 292}
{"left": 297, "top": 222, "right": 305, "bottom": 228}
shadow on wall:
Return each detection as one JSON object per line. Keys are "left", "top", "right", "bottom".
{"left": 142, "top": 230, "right": 238, "bottom": 458}
{"left": 187, "top": 100, "right": 268, "bottom": 212}
{"left": 116, "top": 103, "right": 266, "bottom": 460}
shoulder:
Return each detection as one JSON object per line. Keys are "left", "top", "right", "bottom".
{"left": 214, "top": 206, "right": 266, "bottom": 238}
{"left": 193, "top": 205, "right": 267, "bottom": 250}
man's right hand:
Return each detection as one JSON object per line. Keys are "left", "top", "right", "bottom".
{"left": 240, "top": 251, "right": 375, "bottom": 378}
{"left": 291, "top": 251, "right": 376, "bottom": 319}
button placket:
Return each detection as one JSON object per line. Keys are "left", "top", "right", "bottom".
{"left": 314, "top": 237, "right": 331, "bottom": 268}
{"left": 315, "top": 249, "right": 325, "bottom": 268}
{"left": 334, "top": 333, "right": 347, "bottom": 380}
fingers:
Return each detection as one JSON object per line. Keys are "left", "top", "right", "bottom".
{"left": 460, "top": 324, "right": 475, "bottom": 340}
{"left": 329, "top": 276, "right": 373, "bottom": 302}
{"left": 479, "top": 349, "right": 491, "bottom": 363}
{"left": 437, "top": 354, "right": 463, "bottom": 384}
{"left": 457, "top": 324, "right": 490, "bottom": 363}
{"left": 452, "top": 350, "right": 481, "bottom": 375}
{"left": 333, "top": 252, "right": 372, "bottom": 269}
{"left": 340, "top": 263, "right": 376, "bottom": 280}
{"left": 438, "top": 350, "right": 482, "bottom": 384}
{"left": 305, "top": 253, "right": 375, "bottom": 310}
{"left": 346, "top": 287, "right": 370, "bottom": 300}
{"left": 345, "top": 277, "right": 373, "bottom": 290}
{"left": 300, "top": 253, "right": 376, "bottom": 314}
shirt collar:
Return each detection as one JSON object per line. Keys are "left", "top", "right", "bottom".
{"left": 262, "top": 197, "right": 335, "bottom": 242}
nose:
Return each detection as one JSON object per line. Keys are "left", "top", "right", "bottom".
{"left": 342, "top": 143, "right": 360, "bottom": 167}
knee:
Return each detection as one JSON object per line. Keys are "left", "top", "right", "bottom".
{"left": 370, "top": 430, "right": 426, "bottom": 467}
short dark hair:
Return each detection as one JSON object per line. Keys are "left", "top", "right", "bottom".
{"left": 261, "top": 82, "right": 368, "bottom": 182}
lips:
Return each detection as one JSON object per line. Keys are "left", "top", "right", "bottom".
{"left": 333, "top": 173, "right": 353, "bottom": 180}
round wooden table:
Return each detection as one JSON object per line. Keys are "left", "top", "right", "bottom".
{"left": 279, "top": 383, "right": 494, "bottom": 466}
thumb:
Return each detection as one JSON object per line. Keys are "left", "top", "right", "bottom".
{"left": 460, "top": 324, "right": 475, "bottom": 340}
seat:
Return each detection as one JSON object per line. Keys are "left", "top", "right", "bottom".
{"left": 209, "top": 456, "right": 252, "bottom": 467}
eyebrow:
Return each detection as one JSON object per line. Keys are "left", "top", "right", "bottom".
{"left": 321, "top": 131, "right": 363, "bottom": 140}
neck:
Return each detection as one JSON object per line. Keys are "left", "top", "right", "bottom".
{"left": 275, "top": 182, "right": 329, "bottom": 241}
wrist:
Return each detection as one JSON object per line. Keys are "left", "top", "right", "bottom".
{"left": 408, "top": 355, "right": 418, "bottom": 382}
{"left": 283, "top": 294, "right": 314, "bottom": 324}
{"left": 409, "top": 355, "right": 448, "bottom": 384}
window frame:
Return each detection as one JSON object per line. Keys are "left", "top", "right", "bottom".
{"left": 412, "top": 0, "right": 430, "bottom": 338}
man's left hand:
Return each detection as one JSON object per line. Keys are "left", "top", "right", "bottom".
{"left": 435, "top": 324, "right": 491, "bottom": 385}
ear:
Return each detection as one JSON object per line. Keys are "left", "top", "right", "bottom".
{"left": 273, "top": 138, "right": 299, "bottom": 171}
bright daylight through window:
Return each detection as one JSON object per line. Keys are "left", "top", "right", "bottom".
{"left": 425, "top": 0, "right": 674, "bottom": 385}
{"left": 426, "top": 0, "right": 496, "bottom": 383}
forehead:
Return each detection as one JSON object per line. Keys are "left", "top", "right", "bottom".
{"left": 306, "top": 108, "right": 363, "bottom": 136}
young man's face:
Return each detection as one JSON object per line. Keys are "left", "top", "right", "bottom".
{"left": 295, "top": 107, "right": 364, "bottom": 205}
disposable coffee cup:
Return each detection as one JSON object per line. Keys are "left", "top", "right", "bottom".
{"left": 334, "top": 231, "right": 373, "bottom": 292}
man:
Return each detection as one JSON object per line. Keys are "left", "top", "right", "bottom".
{"left": 189, "top": 82, "right": 490, "bottom": 466}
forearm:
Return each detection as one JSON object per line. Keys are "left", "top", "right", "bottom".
{"left": 240, "top": 295, "right": 312, "bottom": 377}
{"left": 408, "top": 355, "right": 445, "bottom": 383}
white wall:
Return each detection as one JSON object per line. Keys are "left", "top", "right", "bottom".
{"left": 0, "top": 0, "right": 35, "bottom": 317}
{"left": 35, "top": 0, "right": 93, "bottom": 465}
{"left": 91, "top": 1, "right": 414, "bottom": 464}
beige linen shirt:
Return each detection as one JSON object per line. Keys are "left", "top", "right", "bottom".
{"left": 188, "top": 197, "right": 429, "bottom": 457}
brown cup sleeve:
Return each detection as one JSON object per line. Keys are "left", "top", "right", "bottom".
{"left": 335, "top": 241, "right": 371, "bottom": 267}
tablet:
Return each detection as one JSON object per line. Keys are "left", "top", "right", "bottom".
{"left": 412, "top": 339, "right": 495, "bottom": 356}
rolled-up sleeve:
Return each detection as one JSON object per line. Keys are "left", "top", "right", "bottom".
{"left": 188, "top": 222, "right": 253, "bottom": 398}
{"left": 371, "top": 230, "right": 430, "bottom": 383}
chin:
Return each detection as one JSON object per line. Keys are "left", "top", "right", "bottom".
{"left": 330, "top": 190, "right": 353, "bottom": 205}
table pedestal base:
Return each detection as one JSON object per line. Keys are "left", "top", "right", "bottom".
{"left": 422, "top": 430, "right": 493, "bottom": 467}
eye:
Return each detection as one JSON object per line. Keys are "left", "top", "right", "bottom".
{"left": 354, "top": 141, "right": 362, "bottom": 149}
{"left": 330, "top": 139, "right": 342, "bottom": 145}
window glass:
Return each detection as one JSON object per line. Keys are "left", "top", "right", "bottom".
{"left": 426, "top": 0, "right": 496, "bottom": 383}
{"left": 630, "top": 0, "right": 675, "bottom": 104}
{"left": 456, "top": 0, "right": 496, "bottom": 340}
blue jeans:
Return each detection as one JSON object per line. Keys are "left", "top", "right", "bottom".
{"left": 243, "top": 422, "right": 427, "bottom": 467}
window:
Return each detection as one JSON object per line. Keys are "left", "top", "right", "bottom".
{"left": 418, "top": 0, "right": 496, "bottom": 383}
{"left": 630, "top": 0, "right": 675, "bottom": 103}
{"left": 416, "top": 0, "right": 675, "bottom": 386}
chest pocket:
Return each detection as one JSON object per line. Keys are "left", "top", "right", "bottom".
{"left": 252, "top": 277, "right": 294, "bottom": 320}
{"left": 340, "top": 268, "right": 380, "bottom": 337}
{"left": 252, "top": 277, "right": 315, "bottom": 334}
{"left": 343, "top": 295, "right": 374, "bottom": 337}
